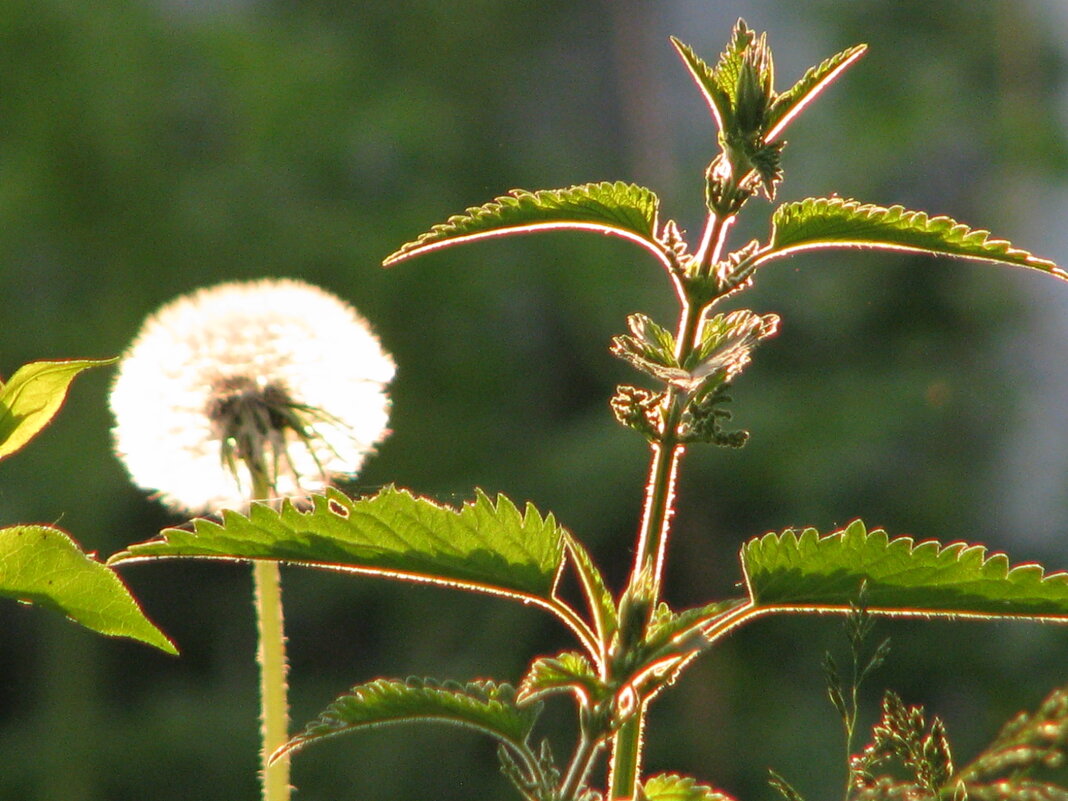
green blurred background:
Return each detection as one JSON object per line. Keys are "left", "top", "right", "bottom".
{"left": 2, "top": 1, "right": 1068, "bottom": 798}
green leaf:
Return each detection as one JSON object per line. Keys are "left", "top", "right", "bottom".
{"left": 0, "top": 358, "right": 116, "bottom": 460}
{"left": 610, "top": 313, "right": 683, "bottom": 385}
{"left": 516, "top": 651, "right": 604, "bottom": 707}
{"left": 608, "top": 600, "right": 747, "bottom": 710}
{"left": 670, "top": 36, "right": 732, "bottom": 131}
{"left": 642, "top": 773, "right": 736, "bottom": 801}
{"left": 113, "top": 486, "right": 564, "bottom": 600}
{"left": 742, "top": 520, "right": 1068, "bottom": 621}
{"left": 563, "top": 533, "right": 617, "bottom": 652}
{"left": 713, "top": 20, "right": 758, "bottom": 104}
{"left": 277, "top": 678, "right": 537, "bottom": 761}
{"left": 644, "top": 599, "right": 747, "bottom": 658}
{"left": 765, "top": 44, "right": 867, "bottom": 139}
{"left": 1, "top": 525, "right": 175, "bottom": 653}
{"left": 760, "top": 197, "right": 1067, "bottom": 279}
{"left": 110, "top": 487, "right": 606, "bottom": 655}
{"left": 685, "top": 309, "right": 780, "bottom": 389}
{"left": 382, "top": 182, "right": 670, "bottom": 269}
{"left": 611, "top": 309, "right": 779, "bottom": 394}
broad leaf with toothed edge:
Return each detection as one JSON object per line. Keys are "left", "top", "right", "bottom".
{"left": 757, "top": 197, "right": 1066, "bottom": 279}
{"left": 741, "top": 520, "right": 1068, "bottom": 622}
{"left": 110, "top": 486, "right": 604, "bottom": 656}
{"left": 517, "top": 651, "right": 603, "bottom": 708}
{"left": 2, "top": 525, "right": 175, "bottom": 653}
{"left": 382, "top": 182, "right": 670, "bottom": 269}
{"left": 275, "top": 678, "right": 537, "bottom": 762}
{"left": 113, "top": 486, "right": 563, "bottom": 599}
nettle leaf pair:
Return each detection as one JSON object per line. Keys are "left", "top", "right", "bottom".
{"left": 107, "top": 18, "right": 1068, "bottom": 801}
{"left": 0, "top": 359, "right": 174, "bottom": 654}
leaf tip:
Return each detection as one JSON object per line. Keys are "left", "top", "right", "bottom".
{"left": 154, "top": 632, "right": 180, "bottom": 656}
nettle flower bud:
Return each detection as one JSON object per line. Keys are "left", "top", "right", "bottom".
{"left": 110, "top": 278, "right": 395, "bottom": 513}
{"left": 733, "top": 39, "right": 773, "bottom": 137}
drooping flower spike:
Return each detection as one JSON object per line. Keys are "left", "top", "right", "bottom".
{"left": 110, "top": 278, "right": 395, "bottom": 513}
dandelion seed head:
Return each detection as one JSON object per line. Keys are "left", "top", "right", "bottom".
{"left": 110, "top": 278, "right": 395, "bottom": 513}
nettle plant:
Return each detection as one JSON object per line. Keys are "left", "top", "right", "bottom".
{"left": 6, "top": 18, "right": 1068, "bottom": 801}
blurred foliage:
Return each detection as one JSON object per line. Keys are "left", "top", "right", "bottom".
{"left": 1, "top": 1, "right": 1067, "bottom": 800}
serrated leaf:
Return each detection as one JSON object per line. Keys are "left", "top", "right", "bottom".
{"left": 613, "top": 313, "right": 678, "bottom": 367}
{"left": 643, "top": 773, "right": 735, "bottom": 801}
{"left": 612, "top": 309, "right": 779, "bottom": 395}
{"left": 610, "top": 600, "right": 747, "bottom": 709}
{"left": 111, "top": 487, "right": 604, "bottom": 654}
{"left": 743, "top": 520, "right": 1068, "bottom": 621}
{"left": 383, "top": 182, "right": 669, "bottom": 269}
{"left": 563, "top": 533, "right": 617, "bottom": 655}
{"left": 277, "top": 678, "right": 537, "bottom": 761}
{"left": 645, "top": 599, "right": 747, "bottom": 657}
{"left": 1, "top": 525, "right": 175, "bottom": 653}
{"left": 113, "top": 486, "right": 565, "bottom": 601}
{"left": 670, "top": 37, "right": 732, "bottom": 131}
{"left": 715, "top": 20, "right": 757, "bottom": 99}
{"left": 684, "top": 309, "right": 780, "bottom": 389}
{"left": 0, "top": 358, "right": 116, "bottom": 460}
{"left": 610, "top": 313, "right": 683, "bottom": 385}
{"left": 517, "top": 651, "right": 604, "bottom": 707}
{"left": 765, "top": 44, "right": 867, "bottom": 139}
{"left": 633, "top": 313, "right": 678, "bottom": 356}
{"left": 760, "top": 198, "right": 1067, "bottom": 279}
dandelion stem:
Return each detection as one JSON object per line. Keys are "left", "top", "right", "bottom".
{"left": 249, "top": 467, "right": 291, "bottom": 801}
{"left": 254, "top": 559, "right": 291, "bottom": 801}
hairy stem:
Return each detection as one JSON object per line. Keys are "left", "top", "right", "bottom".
{"left": 608, "top": 710, "right": 646, "bottom": 800}
{"left": 244, "top": 467, "right": 291, "bottom": 801}
{"left": 254, "top": 559, "right": 291, "bottom": 801}
{"left": 609, "top": 211, "right": 733, "bottom": 800}
{"left": 560, "top": 729, "right": 603, "bottom": 801}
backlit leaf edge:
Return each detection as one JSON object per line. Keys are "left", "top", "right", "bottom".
{"left": 762, "top": 197, "right": 1065, "bottom": 277}
{"left": 277, "top": 678, "right": 537, "bottom": 761}
{"left": 743, "top": 519, "right": 1068, "bottom": 620}
{"left": 2, "top": 525, "right": 176, "bottom": 653}
{"left": 383, "top": 182, "right": 667, "bottom": 267}
{"left": 112, "top": 486, "right": 565, "bottom": 600}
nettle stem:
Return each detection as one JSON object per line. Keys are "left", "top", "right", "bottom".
{"left": 560, "top": 729, "right": 602, "bottom": 801}
{"left": 609, "top": 212, "right": 731, "bottom": 800}
{"left": 249, "top": 472, "right": 291, "bottom": 801}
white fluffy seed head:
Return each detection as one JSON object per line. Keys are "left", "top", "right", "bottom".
{"left": 110, "top": 278, "right": 395, "bottom": 513}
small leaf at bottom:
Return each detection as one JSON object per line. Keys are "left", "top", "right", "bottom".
{"left": 278, "top": 677, "right": 538, "bottom": 761}
{"left": 0, "top": 525, "right": 175, "bottom": 653}
{"left": 643, "top": 773, "right": 736, "bottom": 801}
